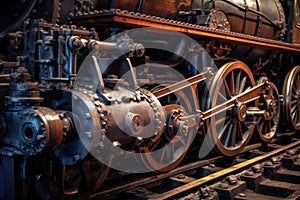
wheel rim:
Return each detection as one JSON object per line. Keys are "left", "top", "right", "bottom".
{"left": 257, "top": 78, "right": 280, "bottom": 142}
{"left": 140, "top": 85, "right": 196, "bottom": 172}
{"left": 206, "top": 61, "right": 257, "bottom": 156}
{"left": 283, "top": 66, "right": 300, "bottom": 130}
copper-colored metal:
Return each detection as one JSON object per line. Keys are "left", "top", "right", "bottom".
{"left": 152, "top": 68, "right": 212, "bottom": 99}
{"left": 71, "top": 10, "right": 300, "bottom": 53}
{"left": 205, "top": 9, "right": 232, "bottom": 58}
{"left": 283, "top": 66, "right": 300, "bottom": 131}
{"left": 292, "top": 0, "right": 300, "bottom": 44}
{"left": 214, "top": 0, "right": 286, "bottom": 40}
{"left": 204, "top": 61, "right": 258, "bottom": 156}
{"left": 256, "top": 77, "right": 280, "bottom": 143}
{"left": 139, "top": 85, "right": 195, "bottom": 172}
{"left": 96, "top": 0, "right": 192, "bottom": 18}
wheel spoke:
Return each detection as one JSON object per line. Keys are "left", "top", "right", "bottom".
{"left": 269, "top": 88, "right": 274, "bottom": 97}
{"left": 160, "top": 147, "right": 167, "bottom": 164}
{"left": 292, "top": 94, "right": 298, "bottom": 99}
{"left": 171, "top": 143, "right": 175, "bottom": 160}
{"left": 219, "top": 120, "right": 231, "bottom": 140}
{"left": 223, "top": 123, "right": 233, "bottom": 147}
{"left": 231, "top": 71, "right": 235, "bottom": 95}
{"left": 150, "top": 138, "right": 162, "bottom": 151}
{"left": 223, "top": 80, "right": 232, "bottom": 97}
{"left": 292, "top": 111, "right": 297, "bottom": 124}
{"left": 257, "top": 118, "right": 263, "bottom": 135}
{"left": 241, "top": 121, "right": 250, "bottom": 137}
{"left": 215, "top": 115, "right": 230, "bottom": 126}
{"left": 292, "top": 109, "right": 297, "bottom": 119}
{"left": 235, "top": 70, "right": 241, "bottom": 94}
{"left": 257, "top": 117, "right": 263, "bottom": 129}
{"left": 218, "top": 91, "right": 227, "bottom": 102}
{"left": 291, "top": 100, "right": 298, "bottom": 106}
{"left": 267, "top": 120, "right": 272, "bottom": 133}
{"left": 293, "top": 84, "right": 298, "bottom": 94}
{"left": 238, "top": 122, "right": 243, "bottom": 141}
{"left": 245, "top": 86, "right": 251, "bottom": 92}
{"left": 231, "top": 122, "right": 237, "bottom": 147}
{"left": 292, "top": 106, "right": 300, "bottom": 123}
{"left": 296, "top": 74, "right": 300, "bottom": 89}
{"left": 239, "top": 77, "right": 247, "bottom": 93}
{"left": 175, "top": 136, "right": 185, "bottom": 146}
{"left": 292, "top": 104, "right": 297, "bottom": 116}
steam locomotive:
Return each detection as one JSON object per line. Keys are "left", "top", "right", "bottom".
{"left": 0, "top": 0, "right": 300, "bottom": 199}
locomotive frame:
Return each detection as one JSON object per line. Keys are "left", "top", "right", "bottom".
{"left": 1, "top": 0, "right": 300, "bottom": 199}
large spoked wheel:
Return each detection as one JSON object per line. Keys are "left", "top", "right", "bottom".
{"left": 205, "top": 61, "right": 257, "bottom": 156}
{"left": 283, "top": 66, "right": 300, "bottom": 131}
{"left": 140, "top": 85, "right": 196, "bottom": 172}
{"left": 256, "top": 77, "right": 280, "bottom": 143}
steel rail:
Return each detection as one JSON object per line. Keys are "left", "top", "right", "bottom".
{"left": 87, "top": 143, "right": 262, "bottom": 199}
{"left": 149, "top": 139, "right": 300, "bottom": 200}
{"left": 89, "top": 156, "right": 223, "bottom": 199}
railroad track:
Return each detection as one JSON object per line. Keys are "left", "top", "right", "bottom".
{"left": 71, "top": 133, "right": 300, "bottom": 200}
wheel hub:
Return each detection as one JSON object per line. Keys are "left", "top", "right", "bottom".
{"left": 233, "top": 102, "right": 247, "bottom": 122}
{"left": 267, "top": 99, "right": 277, "bottom": 119}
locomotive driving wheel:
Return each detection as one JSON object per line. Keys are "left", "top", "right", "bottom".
{"left": 205, "top": 61, "right": 257, "bottom": 156}
{"left": 283, "top": 66, "right": 300, "bottom": 131}
{"left": 256, "top": 77, "right": 280, "bottom": 143}
{"left": 140, "top": 85, "right": 196, "bottom": 172}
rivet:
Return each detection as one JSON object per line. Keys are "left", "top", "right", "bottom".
{"left": 86, "top": 132, "right": 93, "bottom": 139}
{"left": 86, "top": 112, "right": 91, "bottom": 119}
{"left": 227, "top": 175, "right": 238, "bottom": 185}
{"left": 264, "top": 161, "right": 273, "bottom": 166}
{"left": 73, "top": 154, "right": 80, "bottom": 162}
{"left": 239, "top": 193, "right": 246, "bottom": 197}
{"left": 209, "top": 164, "right": 216, "bottom": 168}
{"left": 36, "top": 135, "right": 45, "bottom": 140}
{"left": 176, "top": 174, "right": 186, "bottom": 179}
{"left": 287, "top": 150, "right": 296, "bottom": 156}
{"left": 219, "top": 182, "right": 229, "bottom": 189}
{"left": 252, "top": 164, "right": 262, "bottom": 173}
{"left": 245, "top": 171, "right": 254, "bottom": 176}
{"left": 270, "top": 157, "right": 280, "bottom": 164}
